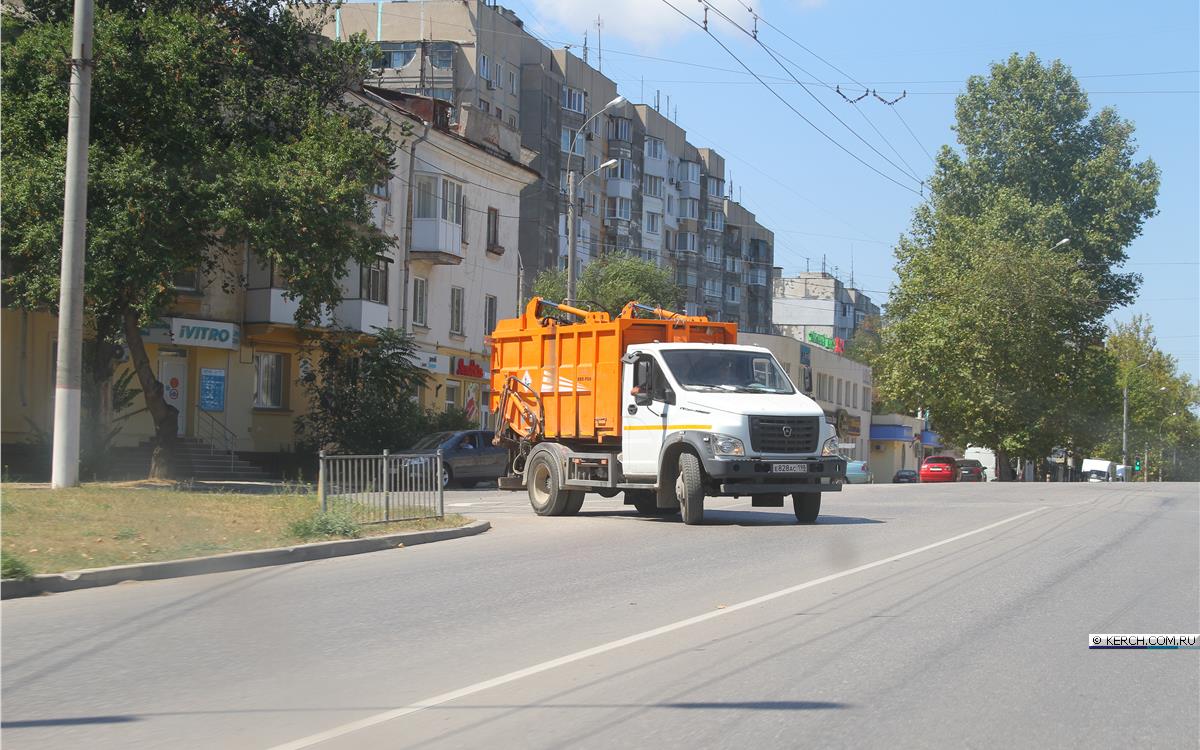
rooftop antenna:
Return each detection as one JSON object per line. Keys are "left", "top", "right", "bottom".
{"left": 596, "top": 16, "right": 603, "bottom": 72}
{"left": 582, "top": 30, "right": 588, "bottom": 64}
{"left": 821, "top": 254, "right": 826, "bottom": 274}
{"left": 655, "top": 89, "right": 661, "bottom": 112}
{"left": 850, "top": 244, "right": 855, "bottom": 289}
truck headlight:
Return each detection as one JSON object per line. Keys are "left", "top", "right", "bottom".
{"left": 821, "top": 436, "right": 840, "bottom": 456}
{"left": 709, "top": 433, "right": 745, "bottom": 456}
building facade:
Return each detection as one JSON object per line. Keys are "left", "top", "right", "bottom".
{"left": 773, "top": 272, "right": 879, "bottom": 347}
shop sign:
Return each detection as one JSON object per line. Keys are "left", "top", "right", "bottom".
{"left": 169, "top": 318, "right": 240, "bottom": 350}
{"left": 415, "top": 350, "right": 448, "bottom": 373}
{"left": 807, "top": 330, "right": 834, "bottom": 349}
{"left": 139, "top": 320, "right": 175, "bottom": 346}
{"left": 453, "top": 358, "right": 486, "bottom": 379}
{"left": 845, "top": 414, "right": 861, "bottom": 437}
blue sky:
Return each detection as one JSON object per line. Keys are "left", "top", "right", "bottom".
{"left": 511, "top": 0, "right": 1199, "bottom": 379}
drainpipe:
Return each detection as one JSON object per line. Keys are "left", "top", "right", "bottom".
{"left": 401, "top": 121, "right": 431, "bottom": 333}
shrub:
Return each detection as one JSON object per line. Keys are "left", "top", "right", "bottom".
{"left": 287, "top": 509, "right": 361, "bottom": 541}
{"left": 2, "top": 554, "right": 34, "bottom": 581}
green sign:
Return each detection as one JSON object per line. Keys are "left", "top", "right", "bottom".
{"left": 807, "top": 330, "right": 835, "bottom": 349}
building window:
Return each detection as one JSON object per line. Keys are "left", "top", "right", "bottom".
{"left": 412, "top": 277, "right": 428, "bottom": 327}
{"left": 487, "top": 207, "right": 500, "bottom": 249}
{"left": 494, "top": 106, "right": 502, "bottom": 120}
{"left": 445, "top": 380, "right": 461, "bottom": 410}
{"left": 643, "top": 174, "right": 664, "bottom": 198}
{"left": 560, "top": 126, "right": 585, "bottom": 156}
{"left": 441, "top": 179, "right": 463, "bottom": 224}
{"left": 605, "top": 197, "right": 632, "bottom": 220}
{"left": 680, "top": 161, "right": 701, "bottom": 183}
{"left": 450, "top": 286, "right": 465, "bottom": 335}
{"left": 645, "top": 137, "right": 664, "bottom": 160}
{"left": 608, "top": 116, "right": 631, "bottom": 141}
{"left": 837, "top": 379, "right": 844, "bottom": 405}
{"left": 414, "top": 174, "right": 438, "bottom": 219}
{"left": 508, "top": 68, "right": 518, "bottom": 94}
{"left": 485, "top": 294, "right": 498, "bottom": 335}
{"left": 605, "top": 157, "right": 634, "bottom": 181}
{"left": 171, "top": 268, "right": 199, "bottom": 291}
{"left": 478, "top": 99, "right": 490, "bottom": 114}
{"left": 726, "top": 285, "right": 740, "bottom": 303}
{"left": 561, "top": 85, "right": 586, "bottom": 113}
{"left": 706, "top": 175, "right": 724, "bottom": 197}
{"left": 430, "top": 42, "right": 454, "bottom": 69}
{"left": 645, "top": 212, "right": 661, "bottom": 234}
{"left": 706, "top": 209, "right": 725, "bottom": 232}
{"left": 378, "top": 42, "right": 418, "bottom": 69}
{"left": 360, "top": 257, "right": 388, "bottom": 304}
{"left": 479, "top": 53, "right": 490, "bottom": 82}
{"left": 681, "top": 198, "right": 700, "bottom": 219}
{"left": 666, "top": 195, "right": 675, "bottom": 216}
{"left": 675, "top": 232, "right": 697, "bottom": 252}
{"left": 254, "top": 352, "right": 285, "bottom": 409}
{"left": 704, "top": 242, "right": 721, "bottom": 264}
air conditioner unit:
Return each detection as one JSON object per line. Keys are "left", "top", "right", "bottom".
{"left": 585, "top": 132, "right": 593, "bottom": 141}
{"left": 486, "top": 79, "right": 497, "bottom": 90}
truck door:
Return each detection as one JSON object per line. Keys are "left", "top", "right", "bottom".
{"left": 621, "top": 354, "right": 669, "bottom": 478}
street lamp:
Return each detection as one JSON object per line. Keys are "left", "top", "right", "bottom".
{"left": 566, "top": 95, "right": 627, "bottom": 302}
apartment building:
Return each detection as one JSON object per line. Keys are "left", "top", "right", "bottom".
{"left": 0, "top": 88, "right": 536, "bottom": 471}
{"left": 329, "top": 2, "right": 775, "bottom": 331}
{"left": 773, "top": 272, "right": 880, "bottom": 347}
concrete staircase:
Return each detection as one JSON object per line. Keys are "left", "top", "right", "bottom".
{"left": 107, "top": 437, "right": 275, "bottom": 482}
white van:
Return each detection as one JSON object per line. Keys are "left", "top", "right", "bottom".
{"left": 1081, "top": 459, "right": 1117, "bottom": 482}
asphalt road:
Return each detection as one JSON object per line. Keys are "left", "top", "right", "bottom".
{"left": 2, "top": 482, "right": 1197, "bottom": 749}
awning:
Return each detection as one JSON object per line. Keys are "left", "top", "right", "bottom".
{"left": 870, "top": 424, "right": 913, "bottom": 442}
{"left": 921, "top": 430, "right": 942, "bottom": 448}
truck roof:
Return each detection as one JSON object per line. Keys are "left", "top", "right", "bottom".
{"left": 632, "top": 342, "right": 772, "bottom": 354}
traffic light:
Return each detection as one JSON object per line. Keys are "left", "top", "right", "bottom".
{"left": 1134, "top": 458, "right": 1142, "bottom": 472}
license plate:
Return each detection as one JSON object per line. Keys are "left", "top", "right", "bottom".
{"left": 772, "top": 463, "right": 807, "bottom": 474}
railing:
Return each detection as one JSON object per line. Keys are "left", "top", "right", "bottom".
{"left": 318, "top": 450, "right": 444, "bottom": 525}
{"left": 195, "top": 409, "right": 238, "bottom": 471}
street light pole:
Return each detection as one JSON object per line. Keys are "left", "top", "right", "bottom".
{"left": 1121, "top": 360, "right": 1151, "bottom": 481}
{"left": 565, "top": 95, "right": 625, "bottom": 303}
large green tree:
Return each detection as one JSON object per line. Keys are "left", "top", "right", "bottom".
{"left": 876, "top": 53, "right": 1158, "bottom": 471}
{"left": 531, "top": 253, "right": 684, "bottom": 316}
{"left": 2, "top": 0, "right": 397, "bottom": 477}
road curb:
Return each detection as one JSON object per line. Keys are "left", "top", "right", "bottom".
{"left": 1, "top": 520, "right": 490, "bottom": 600}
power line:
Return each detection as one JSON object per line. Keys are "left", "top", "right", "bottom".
{"left": 657, "top": 0, "right": 922, "bottom": 197}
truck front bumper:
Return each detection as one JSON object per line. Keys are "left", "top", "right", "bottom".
{"left": 701, "top": 455, "right": 846, "bottom": 495}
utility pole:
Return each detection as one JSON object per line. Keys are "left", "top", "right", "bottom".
{"left": 566, "top": 169, "right": 578, "bottom": 303}
{"left": 51, "top": 0, "right": 96, "bottom": 488}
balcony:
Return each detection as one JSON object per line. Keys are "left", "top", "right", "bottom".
{"left": 412, "top": 218, "right": 465, "bottom": 265}
{"left": 606, "top": 178, "right": 635, "bottom": 199}
{"left": 678, "top": 180, "right": 701, "bottom": 200}
{"left": 334, "top": 299, "right": 389, "bottom": 333}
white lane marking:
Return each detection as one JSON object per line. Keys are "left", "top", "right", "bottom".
{"left": 269, "top": 506, "right": 1047, "bottom": 749}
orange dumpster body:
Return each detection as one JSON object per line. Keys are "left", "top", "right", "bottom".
{"left": 489, "top": 298, "right": 737, "bottom": 445}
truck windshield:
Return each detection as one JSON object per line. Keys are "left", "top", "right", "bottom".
{"left": 660, "top": 349, "right": 794, "bottom": 394}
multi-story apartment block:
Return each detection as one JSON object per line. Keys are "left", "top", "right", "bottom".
{"left": 773, "top": 272, "right": 880, "bottom": 347}
{"left": 327, "top": 1, "right": 774, "bottom": 326}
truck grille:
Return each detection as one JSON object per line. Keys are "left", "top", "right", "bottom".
{"left": 749, "top": 416, "right": 820, "bottom": 454}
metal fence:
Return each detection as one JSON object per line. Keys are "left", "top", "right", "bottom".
{"left": 317, "top": 450, "right": 444, "bottom": 525}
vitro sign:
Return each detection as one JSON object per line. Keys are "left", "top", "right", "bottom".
{"left": 807, "top": 330, "right": 846, "bottom": 353}
{"left": 453, "top": 358, "right": 486, "bottom": 379}
{"left": 169, "top": 318, "right": 240, "bottom": 350}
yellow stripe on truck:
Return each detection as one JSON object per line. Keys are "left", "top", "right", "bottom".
{"left": 625, "top": 424, "right": 712, "bottom": 431}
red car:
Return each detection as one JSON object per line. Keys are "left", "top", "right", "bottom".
{"left": 919, "top": 455, "right": 961, "bottom": 483}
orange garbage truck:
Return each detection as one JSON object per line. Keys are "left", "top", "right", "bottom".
{"left": 489, "top": 298, "right": 845, "bottom": 524}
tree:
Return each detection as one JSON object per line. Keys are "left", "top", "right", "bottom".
{"left": 532, "top": 254, "right": 684, "bottom": 316}
{"left": 1097, "top": 316, "right": 1200, "bottom": 480}
{"left": 876, "top": 53, "right": 1158, "bottom": 473}
{"left": 2, "top": 0, "right": 397, "bottom": 477}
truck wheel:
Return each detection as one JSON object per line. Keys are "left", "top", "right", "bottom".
{"left": 563, "top": 492, "right": 586, "bottom": 515}
{"left": 527, "top": 452, "right": 570, "bottom": 516}
{"left": 792, "top": 492, "right": 821, "bottom": 524}
{"left": 676, "top": 452, "right": 705, "bottom": 525}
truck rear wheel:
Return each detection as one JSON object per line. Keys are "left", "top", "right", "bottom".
{"left": 527, "top": 451, "right": 575, "bottom": 516}
{"left": 676, "top": 452, "right": 705, "bottom": 525}
{"left": 792, "top": 492, "right": 821, "bottom": 524}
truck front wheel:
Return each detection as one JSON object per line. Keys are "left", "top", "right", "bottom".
{"left": 792, "top": 492, "right": 821, "bottom": 524}
{"left": 676, "top": 452, "right": 705, "bottom": 525}
{"left": 527, "top": 452, "right": 579, "bottom": 516}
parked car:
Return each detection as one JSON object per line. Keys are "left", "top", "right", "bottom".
{"left": 845, "top": 460, "right": 874, "bottom": 484}
{"left": 956, "top": 458, "right": 985, "bottom": 482}
{"left": 406, "top": 430, "right": 509, "bottom": 489}
{"left": 892, "top": 469, "right": 919, "bottom": 483}
{"left": 919, "top": 455, "right": 961, "bottom": 483}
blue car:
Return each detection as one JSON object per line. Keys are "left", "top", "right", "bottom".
{"left": 844, "top": 460, "right": 874, "bottom": 484}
